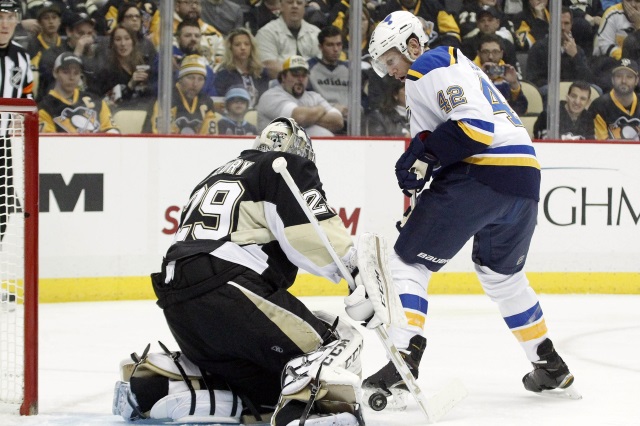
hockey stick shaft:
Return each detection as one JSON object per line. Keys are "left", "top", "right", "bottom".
{"left": 272, "top": 157, "right": 439, "bottom": 423}
{"left": 272, "top": 157, "right": 355, "bottom": 287}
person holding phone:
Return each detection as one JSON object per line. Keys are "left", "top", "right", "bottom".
{"left": 476, "top": 33, "right": 528, "bottom": 115}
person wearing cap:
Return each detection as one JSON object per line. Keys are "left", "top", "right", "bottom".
{"left": 218, "top": 86, "right": 258, "bottom": 135}
{"left": 148, "top": 54, "right": 219, "bottom": 135}
{"left": 457, "top": 0, "right": 512, "bottom": 39}
{"left": 256, "top": 0, "right": 321, "bottom": 79}
{"left": 256, "top": 54, "right": 343, "bottom": 136}
{"left": 26, "top": 2, "right": 62, "bottom": 72}
{"left": 526, "top": 7, "right": 596, "bottom": 100}
{"left": 38, "top": 11, "right": 99, "bottom": 100}
{"left": 461, "top": 4, "right": 520, "bottom": 71}
{"left": 38, "top": 52, "right": 120, "bottom": 134}
{"left": 590, "top": 57, "right": 640, "bottom": 140}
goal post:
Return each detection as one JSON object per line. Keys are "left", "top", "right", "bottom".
{"left": 0, "top": 98, "right": 39, "bottom": 415}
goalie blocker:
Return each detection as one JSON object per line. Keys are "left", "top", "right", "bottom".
{"left": 113, "top": 311, "right": 364, "bottom": 426}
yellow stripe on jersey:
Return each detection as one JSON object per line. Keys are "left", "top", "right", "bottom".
{"left": 457, "top": 120, "right": 493, "bottom": 145}
{"left": 406, "top": 311, "right": 426, "bottom": 329}
{"left": 463, "top": 156, "right": 541, "bottom": 168}
{"left": 512, "top": 319, "right": 548, "bottom": 342}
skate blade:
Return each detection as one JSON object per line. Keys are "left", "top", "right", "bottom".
{"left": 363, "top": 386, "right": 409, "bottom": 411}
{"left": 537, "top": 384, "right": 582, "bottom": 400}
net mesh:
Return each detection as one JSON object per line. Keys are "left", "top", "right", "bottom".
{"left": 0, "top": 112, "right": 26, "bottom": 414}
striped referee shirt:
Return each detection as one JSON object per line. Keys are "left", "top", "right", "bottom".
{"left": 0, "top": 40, "right": 33, "bottom": 136}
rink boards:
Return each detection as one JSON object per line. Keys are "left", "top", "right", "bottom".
{"left": 28, "top": 135, "right": 639, "bottom": 301}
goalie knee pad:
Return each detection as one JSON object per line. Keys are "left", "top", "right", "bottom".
{"left": 113, "top": 342, "right": 242, "bottom": 423}
{"left": 272, "top": 313, "right": 365, "bottom": 426}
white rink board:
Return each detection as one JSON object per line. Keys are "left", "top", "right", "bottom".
{"left": 38, "top": 136, "right": 639, "bottom": 281}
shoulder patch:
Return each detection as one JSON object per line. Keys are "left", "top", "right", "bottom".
{"left": 407, "top": 46, "right": 458, "bottom": 81}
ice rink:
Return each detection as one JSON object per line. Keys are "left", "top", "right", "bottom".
{"left": 1, "top": 294, "right": 639, "bottom": 426}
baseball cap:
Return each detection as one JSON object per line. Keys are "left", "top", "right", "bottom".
{"left": 281, "top": 55, "right": 309, "bottom": 73}
{"left": 64, "top": 12, "right": 95, "bottom": 29}
{"left": 37, "top": 2, "right": 62, "bottom": 20}
{"left": 0, "top": 0, "right": 20, "bottom": 14}
{"left": 477, "top": 5, "right": 501, "bottom": 20}
{"left": 53, "top": 52, "right": 83, "bottom": 71}
{"left": 612, "top": 58, "right": 639, "bottom": 76}
{"left": 225, "top": 87, "right": 251, "bottom": 103}
{"left": 178, "top": 55, "right": 207, "bottom": 79}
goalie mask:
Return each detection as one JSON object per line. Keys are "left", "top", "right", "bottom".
{"left": 368, "top": 11, "right": 429, "bottom": 77}
{"left": 253, "top": 117, "right": 316, "bottom": 162}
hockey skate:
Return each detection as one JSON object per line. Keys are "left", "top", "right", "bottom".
{"left": 522, "top": 338, "right": 582, "bottom": 400}
{"left": 362, "top": 334, "right": 426, "bottom": 411}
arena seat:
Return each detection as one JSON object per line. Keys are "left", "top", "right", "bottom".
{"left": 113, "top": 109, "right": 147, "bottom": 134}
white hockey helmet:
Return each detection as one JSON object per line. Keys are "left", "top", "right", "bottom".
{"left": 253, "top": 117, "right": 315, "bottom": 162}
{"left": 368, "top": 11, "right": 429, "bottom": 77}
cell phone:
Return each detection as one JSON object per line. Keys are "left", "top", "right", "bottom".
{"left": 136, "top": 65, "right": 150, "bottom": 72}
{"left": 487, "top": 65, "right": 505, "bottom": 77}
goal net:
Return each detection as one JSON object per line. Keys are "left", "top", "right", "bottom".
{"left": 0, "top": 99, "right": 38, "bottom": 415}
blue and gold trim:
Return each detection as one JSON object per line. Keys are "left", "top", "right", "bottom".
{"left": 408, "top": 46, "right": 458, "bottom": 81}
{"left": 504, "top": 302, "right": 548, "bottom": 342}
{"left": 400, "top": 293, "right": 428, "bottom": 328}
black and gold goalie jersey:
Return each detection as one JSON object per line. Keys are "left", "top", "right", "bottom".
{"left": 590, "top": 90, "right": 640, "bottom": 141}
{"left": 38, "top": 88, "right": 119, "bottom": 133}
{"left": 164, "top": 150, "right": 353, "bottom": 290}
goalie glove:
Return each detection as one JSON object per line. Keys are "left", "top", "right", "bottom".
{"left": 344, "top": 283, "right": 374, "bottom": 324}
{"left": 395, "top": 130, "right": 439, "bottom": 197}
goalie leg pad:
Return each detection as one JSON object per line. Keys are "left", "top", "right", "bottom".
{"left": 356, "top": 233, "right": 407, "bottom": 328}
{"left": 273, "top": 314, "right": 365, "bottom": 426}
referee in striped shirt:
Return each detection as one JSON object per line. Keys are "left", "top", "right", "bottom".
{"left": 1, "top": 0, "right": 34, "bottom": 243}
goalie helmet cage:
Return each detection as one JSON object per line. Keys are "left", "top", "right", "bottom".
{"left": 0, "top": 98, "right": 39, "bottom": 416}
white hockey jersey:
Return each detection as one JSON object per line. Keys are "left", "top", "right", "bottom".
{"left": 405, "top": 46, "right": 540, "bottom": 201}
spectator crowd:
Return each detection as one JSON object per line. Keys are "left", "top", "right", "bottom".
{"left": 6, "top": 0, "right": 640, "bottom": 140}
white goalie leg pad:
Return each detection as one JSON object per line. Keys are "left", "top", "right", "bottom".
{"left": 150, "top": 381, "right": 241, "bottom": 421}
{"left": 274, "top": 313, "right": 364, "bottom": 425}
{"left": 356, "top": 233, "right": 407, "bottom": 328}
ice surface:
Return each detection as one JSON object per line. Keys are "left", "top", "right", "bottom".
{"left": 1, "top": 294, "right": 639, "bottom": 425}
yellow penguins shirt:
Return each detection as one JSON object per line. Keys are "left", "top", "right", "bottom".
{"left": 405, "top": 46, "right": 540, "bottom": 200}
{"left": 150, "top": 85, "right": 219, "bottom": 135}
{"left": 38, "top": 88, "right": 118, "bottom": 133}
{"left": 590, "top": 90, "right": 640, "bottom": 140}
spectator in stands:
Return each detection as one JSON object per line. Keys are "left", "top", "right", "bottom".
{"left": 590, "top": 58, "right": 640, "bottom": 139}
{"left": 593, "top": 0, "right": 639, "bottom": 61}
{"left": 527, "top": 7, "right": 596, "bottom": 99}
{"left": 38, "top": 12, "right": 99, "bottom": 101}
{"left": 94, "top": 26, "right": 153, "bottom": 110}
{"left": 256, "top": 0, "right": 321, "bottom": 79}
{"left": 115, "top": 3, "right": 157, "bottom": 60}
{"left": 333, "top": 3, "right": 375, "bottom": 59}
{"left": 512, "top": 0, "right": 549, "bottom": 51}
{"left": 88, "top": 1, "right": 159, "bottom": 36}
{"left": 24, "top": 0, "right": 86, "bottom": 33}
{"left": 376, "top": 0, "right": 462, "bottom": 48}
{"left": 213, "top": 27, "right": 270, "bottom": 108}
{"left": 256, "top": 55, "right": 343, "bottom": 135}
{"left": 308, "top": 25, "right": 350, "bottom": 133}
{"left": 149, "top": 0, "right": 223, "bottom": 67}
{"left": 458, "top": 0, "right": 515, "bottom": 40}
{"left": 534, "top": 80, "right": 595, "bottom": 139}
{"left": 246, "top": 0, "right": 280, "bottom": 35}
{"left": 364, "top": 78, "right": 410, "bottom": 137}
{"left": 564, "top": 0, "right": 603, "bottom": 55}
{"left": 26, "top": 3, "right": 62, "bottom": 72}
{"left": 218, "top": 86, "right": 258, "bottom": 135}
{"left": 149, "top": 54, "right": 220, "bottom": 135}
{"left": 150, "top": 20, "right": 217, "bottom": 97}
{"left": 477, "top": 34, "right": 528, "bottom": 115}
{"left": 200, "top": 0, "right": 244, "bottom": 35}
{"left": 461, "top": 5, "right": 520, "bottom": 70}
{"left": 38, "top": 52, "right": 120, "bottom": 133}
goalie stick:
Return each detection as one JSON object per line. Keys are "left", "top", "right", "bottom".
{"left": 272, "top": 157, "right": 467, "bottom": 423}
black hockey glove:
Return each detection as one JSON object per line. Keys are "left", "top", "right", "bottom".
{"left": 395, "top": 131, "right": 439, "bottom": 197}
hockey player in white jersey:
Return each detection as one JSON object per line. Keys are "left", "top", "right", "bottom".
{"left": 360, "top": 10, "right": 580, "bottom": 403}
